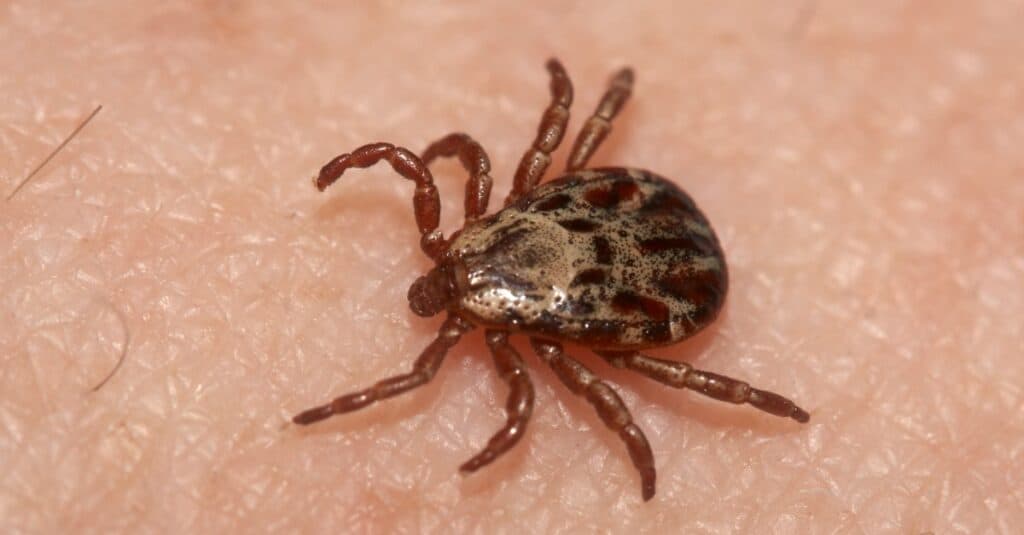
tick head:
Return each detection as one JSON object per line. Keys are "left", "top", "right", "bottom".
{"left": 407, "top": 260, "right": 467, "bottom": 317}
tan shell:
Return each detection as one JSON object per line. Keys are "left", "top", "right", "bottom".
{"left": 448, "top": 167, "right": 727, "bottom": 350}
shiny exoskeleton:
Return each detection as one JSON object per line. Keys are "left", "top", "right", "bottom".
{"left": 450, "top": 168, "right": 727, "bottom": 350}
{"left": 294, "top": 59, "right": 810, "bottom": 501}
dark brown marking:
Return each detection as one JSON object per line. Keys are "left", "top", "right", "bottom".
{"left": 570, "top": 268, "right": 607, "bottom": 287}
{"left": 611, "top": 291, "right": 671, "bottom": 322}
{"left": 532, "top": 193, "right": 572, "bottom": 212}
{"left": 642, "top": 321, "right": 673, "bottom": 343}
{"left": 640, "top": 190, "right": 694, "bottom": 215}
{"left": 584, "top": 179, "right": 640, "bottom": 209}
{"left": 557, "top": 218, "right": 600, "bottom": 232}
{"left": 482, "top": 227, "right": 530, "bottom": 256}
{"left": 593, "top": 236, "right": 613, "bottom": 264}
{"left": 614, "top": 180, "right": 640, "bottom": 201}
{"left": 584, "top": 186, "right": 614, "bottom": 208}
{"left": 564, "top": 298, "right": 596, "bottom": 316}
{"left": 638, "top": 236, "right": 701, "bottom": 254}
{"left": 504, "top": 308, "right": 527, "bottom": 326}
{"left": 688, "top": 302, "right": 715, "bottom": 325}
{"left": 579, "top": 319, "right": 623, "bottom": 345}
{"left": 657, "top": 269, "right": 725, "bottom": 314}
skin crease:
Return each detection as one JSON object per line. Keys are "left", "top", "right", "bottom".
{"left": 1, "top": 1, "right": 1022, "bottom": 533}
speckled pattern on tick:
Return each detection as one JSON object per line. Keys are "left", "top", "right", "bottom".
{"left": 294, "top": 59, "right": 810, "bottom": 501}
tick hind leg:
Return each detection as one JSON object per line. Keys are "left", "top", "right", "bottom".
{"left": 596, "top": 351, "right": 810, "bottom": 423}
{"left": 531, "top": 338, "right": 657, "bottom": 501}
{"left": 459, "top": 330, "right": 535, "bottom": 473}
{"left": 292, "top": 315, "right": 473, "bottom": 425}
{"left": 566, "top": 66, "right": 634, "bottom": 172}
{"left": 505, "top": 59, "right": 574, "bottom": 206}
{"left": 421, "top": 132, "right": 493, "bottom": 222}
{"left": 312, "top": 142, "right": 446, "bottom": 259}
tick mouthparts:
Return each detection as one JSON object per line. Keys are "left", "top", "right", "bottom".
{"left": 408, "top": 264, "right": 457, "bottom": 317}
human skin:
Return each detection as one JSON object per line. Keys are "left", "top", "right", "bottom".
{"left": 2, "top": 1, "right": 1022, "bottom": 533}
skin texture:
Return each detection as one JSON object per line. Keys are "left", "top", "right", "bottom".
{"left": 2, "top": 1, "right": 1022, "bottom": 533}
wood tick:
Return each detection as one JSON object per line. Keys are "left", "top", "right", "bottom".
{"left": 294, "top": 59, "right": 810, "bottom": 501}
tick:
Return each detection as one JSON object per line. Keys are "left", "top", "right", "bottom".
{"left": 294, "top": 59, "right": 810, "bottom": 501}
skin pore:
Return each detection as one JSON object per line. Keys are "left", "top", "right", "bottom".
{"left": 2, "top": 2, "right": 1022, "bottom": 532}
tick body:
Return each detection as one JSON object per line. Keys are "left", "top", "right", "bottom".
{"left": 295, "top": 59, "right": 809, "bottom": 501}
{"left": 451, "top": 168, "right": 727, "bottom": 349}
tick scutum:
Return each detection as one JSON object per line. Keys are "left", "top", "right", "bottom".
{"left": 449, "top": 168, "right": 727, "bottom": 350}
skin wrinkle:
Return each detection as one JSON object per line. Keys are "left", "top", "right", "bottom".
{"left": 2, "top": 1, "right": 1023, "bottom": 533}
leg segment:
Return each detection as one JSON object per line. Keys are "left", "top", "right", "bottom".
{"left": 566, "top": 67, "right": 634, "bottom": 172}
{"left": 421, "top": 132, "right": 493, "bottom": 222}
{"left": 313, "top": 142, "right": 446, "bottom": 259}
{"left": 505, "top": 59, "right": 574, "bottom": 206}
{"left": 292, "top": 315, "right": 473, "bottom": 425}
{"left": 531, "top": 338, "right": 656, "bottom": 501}
{"left": 596, "top": 351, "right": 810, "bottom": 423}
{"left": 459, "top": 330, "right": 535, "bottom": 473}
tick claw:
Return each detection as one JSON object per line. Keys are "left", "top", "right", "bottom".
{"left": 292, "top": 405, "right": 332, "bottom": 425}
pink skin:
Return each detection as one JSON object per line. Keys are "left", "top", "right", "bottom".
{"left": 2, "top": 2, "right": 1022, "bottom": 532}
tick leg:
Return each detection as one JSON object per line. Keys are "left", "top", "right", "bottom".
{"left": 531, "top": 338, "right": 657, "bottom": 501}
{"left": 596, "top": 351, "right": 811, "bottom": 423}
{"left": 421, "top": 132, "right": 493, "bottom": 222}
{"left": 460, "top": 330, "right": 535, "bottom": 473}
{"left": 566, "top": 66, "right": 634, "bottom": 172}
{"left": 292, "top": 315, "right": 473, "bottom": 425}
{"left": 505, "top": 59, "right": 574, "bottom": 206}
{"left": 313, "top": 142, "right": 446, "bottom": 260}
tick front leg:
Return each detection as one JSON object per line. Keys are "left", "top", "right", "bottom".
{"left": 505, "top": 59, "right": 574, "bottom": 206}
{"left": 596, "top": 351, "right": 810, "bottom": 423}
{"left": 531, "top": 338, "right": 657, "bottom": 501}
{"left": 459, "top": 330, "right": 535, "bottom": 473}
{"left": 566, "top": 66, "right": 634, "bottom": 172}
{"left": 313, "top": 142, "right": 446, "bottom": 260}
{"left": 292, "top": 315, "right": 473, "bottom": 425}
{"left": 421, "top": 132, "right": 493, "bottom": 222}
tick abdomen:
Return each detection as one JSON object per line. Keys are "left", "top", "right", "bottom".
{"left": 451, "top": 167, "right": 728, "bottom": 350}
